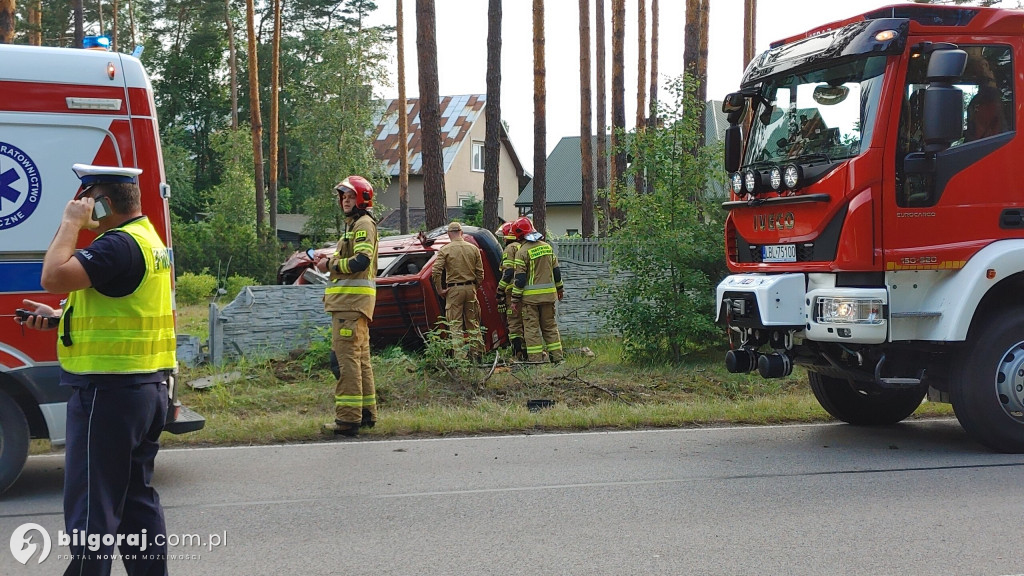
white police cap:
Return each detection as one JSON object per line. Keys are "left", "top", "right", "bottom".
{"left": 72, "top": 163, "right": 142, "bottom": 186}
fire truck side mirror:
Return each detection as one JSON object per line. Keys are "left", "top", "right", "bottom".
{"left": 921, "top": 49, "right": 968, "bottom": 152}
{"left": 725, "top": 125, "right": 742, "bottom": 173}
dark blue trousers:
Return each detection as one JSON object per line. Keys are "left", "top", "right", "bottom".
{"left": 63, "top": 382, "right": 168, "bottom": 576}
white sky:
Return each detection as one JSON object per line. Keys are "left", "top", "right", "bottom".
{"left": 364, "top": 0, "right": 897, "bottom": 172}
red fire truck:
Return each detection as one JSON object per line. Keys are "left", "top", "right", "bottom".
{"left": 715, "top": 4, "right": 1024, "bottom": 452}
{"left": 0, "top": 43, "right": 204, "bottom": 494}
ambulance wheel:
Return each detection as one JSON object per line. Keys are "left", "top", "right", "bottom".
{"left": 950, "top": 308, "right": 1024, "bottom": 453}
{"left": 0, "top": 389, "right": 30, "bottom": 495}
{"left": 809, "top": 371, "right": 926, "bottom": 425}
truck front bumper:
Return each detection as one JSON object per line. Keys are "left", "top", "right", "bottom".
{"left": 716, "top": 273, "right": 888, "bottom": 344}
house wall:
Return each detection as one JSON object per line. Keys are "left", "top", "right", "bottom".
{"left": 377, "top": 175, "right": 426, "bottom": 214}
{"left": 445, "top": 119, "right": 519, "bottom": 222}
{"left": 537, "top": 205, "right": 597, "bottom": 237}
{"left": 376, "top": 121, "right": 519, "bottom": 222}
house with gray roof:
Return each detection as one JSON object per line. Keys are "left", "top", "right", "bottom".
{"left": 371, "top": 94, "right": 529, "bottom": 226}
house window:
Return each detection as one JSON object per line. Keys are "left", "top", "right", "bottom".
{"left": 566, "top": 229, "right": 579, "bottom": 237}
{"left": 472, "top": 141, "right": 485, "bottom": 172}
{"left": 459, "top": 195, "right": 476, "bottom": 206}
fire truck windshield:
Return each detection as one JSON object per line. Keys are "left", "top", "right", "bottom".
{"left": 744, "top": 55, "right": 886, "bottom": 166}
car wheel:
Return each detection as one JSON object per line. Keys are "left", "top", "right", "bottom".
{"left": 0, "top": 389, "right": 30, "bottom": 495}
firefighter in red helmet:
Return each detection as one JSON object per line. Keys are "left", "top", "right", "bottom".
{"left": 496, "top": 221, "right": 526, "bottom": 360}
{"left": 509, "top": 217, "right": 564, "bottom": 363}
{"left": 315, "top": 175, "right": 378, "bottom": 436}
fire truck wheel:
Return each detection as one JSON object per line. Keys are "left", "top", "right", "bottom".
{"left": 0, "top": 389, "right": 30, "bottom": 495}
{"left": 808, "top": 371, "right": 927, "bottom": 425}
{"left": 951, "top": 309, "right": 1024, "bottom": 453}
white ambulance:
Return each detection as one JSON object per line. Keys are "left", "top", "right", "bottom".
{"left": 0, "top": 43, "right": 204, "bottom": 494}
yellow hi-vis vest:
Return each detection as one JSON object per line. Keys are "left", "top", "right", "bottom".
{"left": 57, "top": 217, "right": 176, "bottom": 375}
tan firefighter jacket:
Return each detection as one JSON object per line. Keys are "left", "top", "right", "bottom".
{"left": 324, "top": 212, "right": 378, "bottom": 320}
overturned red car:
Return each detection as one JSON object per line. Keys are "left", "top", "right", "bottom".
{"left": 278, "top": 225, "right": 509, "bottom": 351}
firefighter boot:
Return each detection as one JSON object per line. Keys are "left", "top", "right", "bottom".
{"left": 361, "top": 408, "right": 376, "bottom": 428}
{"left": 323, "top": 420, "right": 360, "bottom": 437}
{"left": 511, "top": 338, "right": 527, "bottom": 362}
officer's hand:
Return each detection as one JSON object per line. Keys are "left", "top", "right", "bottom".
{"left": 440, "top": 288, "right": 448, "bottom": 298}
{"left": 63, "top": 197, "right": 98, "bottom": 230}
{"left": 314, "top": 255, "right": 328, "bottom": 272}
{"left": 496, "top": 291, "right": 506, "bottom": 305}
{"left": 497, "top": 303, "right": 507, "bottom": 315}
{"left": 557, "top": 289, "right": 564, "bottom": 301}
{"left": 17, "top": 299, "right": 59, "bottom": 331}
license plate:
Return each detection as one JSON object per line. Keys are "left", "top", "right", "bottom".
{"left": 761, "top": 244, "right": 796, "bottom": 263}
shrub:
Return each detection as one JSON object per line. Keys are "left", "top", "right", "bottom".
{"left": 223, "top": 275, "right": 258, "bottom": 299}
{"left": 176, "top": 272, "right": 219, "bottom": 305}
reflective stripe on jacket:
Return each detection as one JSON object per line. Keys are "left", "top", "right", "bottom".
{"left": 57, "top": 217, "right": 176, "bottom": 375}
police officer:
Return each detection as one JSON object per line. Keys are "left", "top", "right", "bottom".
{"left": 496, "top": 221, "right": 526, "bottom": 361}
{"left": 432, "top": 221, "right": 485, "bottom": 359}
{"left": 20, "top": 163, "right": 174, "bottom": 575}
{"left": 315, "top": 175, "right": 378, "bottom": 437}
{"left": 510, "top": 217, "right": 565, "bottom": 363}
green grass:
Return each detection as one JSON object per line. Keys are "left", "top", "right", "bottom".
{"left": 158, "top": 307, "right": 955, "bottom": 446}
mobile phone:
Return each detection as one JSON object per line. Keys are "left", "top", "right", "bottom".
{"left": 92, "top": 197, "right": 111, "bottom": 220}
{"left": 15, "top": 308, "right": 60, "bottom": 328}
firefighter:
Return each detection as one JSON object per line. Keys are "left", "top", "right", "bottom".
{"left": 496, "top": 221, "right": 526, "bottom": 360}
{"left": 432, "top": 221, "right": 485, "bottom": 359}
{"left": 315, "top": 175, "right": 378, "bottom": 437}
{"left": 509, "top": 217, "right": 564, "bottom": 363}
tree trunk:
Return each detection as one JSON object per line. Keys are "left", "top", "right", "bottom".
{"left": 697, "top": 0, "right": 709, "bottom": 128}
{"left": 397, "top": 0, "right": 410, "bottom": 233}
{"left": 595, "top": 0, "right": 608, "bottom": 236}
{"left": 483, "top": 0, "right": 501, "bottom": 233}
{"left": 73, "top": 0, "right": 83, "bottom": 47}
{"left": 28, "top": 0, "right": 40, "bottom": 46}
{"left": 245, "top": 0, "right": 266, "bottom": 236}
{"left": 743, "top": 0, "right": 756, "bottom": 69}
{"left": 417, "top": 0, "right": 446, "bottom": 230}
{"left": 0, "top": 0, "right": 15, "bottom": 43}
{"left": 610, "top": 0, "right": 625, "bottom": 225}
{"left": 532, "top": 0, "right": 547, "bottom": 236}
{"left": 579, "top": 0, "right": 594, "bottom": 238}
{"left": 269, "top": 0, "right": 281, "bottom": 233}
{"left": 634, "top": 0, "right": 646, "bottom": 196}
{"left": 112, "top": 0, "right": 118, "bottom": 51}
{"left": 128, "top": 0, "right": 136, "bottom": 48}
{"left": 648, "top": 0, "right": 659, "bottom": 131}
{"left": 227, "top": 0, "right": 238, "bottom": 130}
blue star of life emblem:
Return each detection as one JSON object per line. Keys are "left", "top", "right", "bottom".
{"left": 0, "top": 142, "right": 42, "bottom": 230}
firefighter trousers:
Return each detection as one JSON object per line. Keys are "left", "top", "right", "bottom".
{"left": 521, "top": 301, "right": 563, "bottom": 362}
{"left": 331, "top": 311, "right": 376, "bottom": 425}
{"left": 445, "top": 284, "right": 481, "bottom": 356}
{"left": 504, "top": 286, "right": 524, "bottom": 343}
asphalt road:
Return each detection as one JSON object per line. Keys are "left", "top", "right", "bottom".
{"left": 2, "top": 419, "right": 1024, "bottom": 576}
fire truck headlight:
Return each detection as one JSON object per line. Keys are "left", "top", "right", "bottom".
{"left": 731, "top": 172, "right": 744, "bottom": 195}
{"left": 743, "top": 168, "right": 760, "bottom": 194}
{"left": 784, "top": 164, "right": 802, "bottom": 190}
{"left": 769, "top": 166, "right": 782, "bottom": 191}
{"left": 816, "top": 297, "right": 884, "bottom": 325}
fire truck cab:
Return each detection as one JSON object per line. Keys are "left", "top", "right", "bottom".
{"left": 0, "top": 44, "right": 204, "bottom": 494}
{"left": 716, "top": 4, "right": 1024, "bottom": 452}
